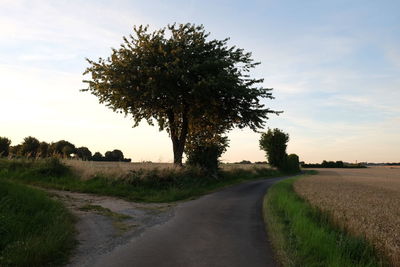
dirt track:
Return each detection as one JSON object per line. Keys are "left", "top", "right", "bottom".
{"left": 47, "top": 190, "right": 174, "bottom": 267}
{"left": 294, "top": 167, "right": 400, "bottom": 265}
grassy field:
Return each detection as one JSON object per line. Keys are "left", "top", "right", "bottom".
{"left": 294, "top": 167, "right": 400, "bottom": 266}
{"left": 0, "top": 179, "right": 75, "bottom": 267}
{"left": 63, "top": 159, "right": 270, "bottom": 179}
{"left": 264, "top": 173, "right": 386, "bottom": 267}
{"left": 0, "top": 158, "right": 282, "bottom": 203}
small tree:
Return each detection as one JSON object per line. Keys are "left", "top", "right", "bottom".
{"left": 0, "top": 137, "right": 11, "bottom": 157}
{"left": 105, "top": 149, "right": 124, "bottom": 162}
{"left": 259, "top": 129, "right": 289, "bottom": 170}
{"left": 186, "top": 134, "right": 228, "bottom": 174}
{"left": 21, "top": 136, "right": 40, "bottom": 158}
{"left": 92, "top": 152, "right": 104, "bottom": 161}
{"left": 51, "top": 140, "right": 76, "bottom": 158}
{"left": 83, "top": 23, "right": 279, "bottom": 165}
{"left": 76, "top": 147, "right": 93, "bottom": 161}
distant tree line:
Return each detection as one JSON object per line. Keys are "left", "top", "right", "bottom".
{"left": 231, "top": 160, "right": 268, "bottom": 164}
{"left": 301, "top": 160, "right": 366, "bottom": 168}
{"left": 0, "top": 136, "right": 131, "bottom": 162}
{"left": 366, "top": 162, "right": 400, "bottom": 166}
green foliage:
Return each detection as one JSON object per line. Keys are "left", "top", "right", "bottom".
{"left": 259, "top": 128, "right": 289, "bottom": 170}
{"left": 0, "top": 137, "right": 11, "bottom": 157}
{"left": 0, "top": 158, "right": 282, "bottom": 203}
{"left": 283, "top": 154, "right": 300, "bottom": 173}
{"left": 264, "top": 176, "right": 386, "bottom": 267}
{"left": 0, "top": 179, "right": 75, "bottom": 266}
{"left": 105, "top": 149, "right": 124, "bottom": 162}
{"left": 83, "top": 23, "right": 279, "bottom": 164}
{"left": 91, "top": 152, "right": 104, "bottom": 161}
{"left": 38, "top": 142, "right": 50, "bottom": 158}
{"left": 0, "top": 158, "right": 70, "bottom": 177}
{"left": 21, "top": 136, "right": 40, "bottom": 158}
{"left": 185, "top": 133, "right": 228, "bottom": 175}
{"left": 75, "top": 147, "right": 92, "bottom": 161}
{"left": 51, "top": 140, "right": 76, "bottom": 158}
{"left": 9, "top": 145, "right": 22, "bottom": 157}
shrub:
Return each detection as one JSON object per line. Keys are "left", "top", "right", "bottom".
{"left": 0, "top": 137, "right": 11, "bottom": 157}
{"left": 0, "top": 158, "right": 70, "bottom": 177}
{"left": 284, "top": 154, "right": 300, "bottom": 173}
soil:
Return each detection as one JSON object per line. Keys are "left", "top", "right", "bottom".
{"left": 46, "top": 189, "right": 175, "bottom": 267}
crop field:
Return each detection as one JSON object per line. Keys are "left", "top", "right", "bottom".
{"left": 294, "top": 167, "right": 400, "bottom": 266}
{"left": 63, "top": 159, "right": 270, "bottom": 179}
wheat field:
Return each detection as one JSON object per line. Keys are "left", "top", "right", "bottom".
{"left": 294, "top": 167, "right": 400, "bottom": 266}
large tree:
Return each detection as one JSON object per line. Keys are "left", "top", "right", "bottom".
{"left": 83, "top": 23, "right": 279, "bottom": 165}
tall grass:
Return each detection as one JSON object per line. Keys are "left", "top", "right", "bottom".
{"left": 0, "top": 158, "right": 282, "bottom": 202}
{"left": 0, "top": 179, "right": 75, "bottom": 266}
{"left": 263, "top": 175, "right": 386, "bottom": 267}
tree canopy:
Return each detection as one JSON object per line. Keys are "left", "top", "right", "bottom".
{"left": 21, "top": 136, "right": 40, "bottom": 158}
{"left": 259, "top": 128, "right": 289, "bottom": 170}
{"left": 84, "top": 23, "right": 279, "bottom": 165}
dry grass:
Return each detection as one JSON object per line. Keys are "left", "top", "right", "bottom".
{"left": 63, "top": 160, "right": 176, "bottom": 179}
{"left": 63, "top": 159, "right": 270, "bottom": 179}
{"left": 294, "top": 167, "right": 400, "bottom": 266}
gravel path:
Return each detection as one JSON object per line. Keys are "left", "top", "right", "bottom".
{"left": 46, "top": 189, "right": 175, "bottom": 267}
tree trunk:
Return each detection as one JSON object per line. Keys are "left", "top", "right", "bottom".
{"left": 167, "top": 107, "right": 188, "bottom": 167}
{"left": 172, "top": 137, "right": 185, "bottom": 166}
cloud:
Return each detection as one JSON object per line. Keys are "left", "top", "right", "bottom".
{"left": 385, "top": 46, "right": 400, "bottom": 69}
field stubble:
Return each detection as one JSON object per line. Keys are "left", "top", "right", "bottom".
{"left": 294, "top": 167, "right": 400, "bottom": 266}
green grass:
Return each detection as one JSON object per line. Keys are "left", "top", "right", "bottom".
{"left": 263, "top": 174, "right": 386, "bottom": 267}
{"left": 0, "top": 158, "right": 284, "bottom": 203}
{"left": 0, "top": 179, "right": 75, "bottom": 267}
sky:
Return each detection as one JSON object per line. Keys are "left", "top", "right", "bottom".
{"left": 1, "top": 0, "right": 399, "bottom": 163}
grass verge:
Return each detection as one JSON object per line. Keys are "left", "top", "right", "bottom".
{"left": 0, "top": 179, "right": 75, "bottom": 267}
{"left": 263, "top": 174, "right": 386, "bottom": 267}
{"left": 0, "top": 158, "right": 284, "bottom": 202}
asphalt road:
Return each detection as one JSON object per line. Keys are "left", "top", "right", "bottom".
{"left": 92, "top": 176, "right": 286, "bottom": 267}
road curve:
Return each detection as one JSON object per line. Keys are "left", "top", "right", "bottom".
{"left": 92, "top": 176, "right": 287, "bottom": 267}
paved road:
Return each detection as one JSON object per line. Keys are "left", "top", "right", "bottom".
{"left": 92, "top": 177, "right": 286, "bottom": 267}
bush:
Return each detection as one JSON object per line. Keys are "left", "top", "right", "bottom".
{"left": 31, "top": 158, "right": 70, "bottom": 177}
{"left": 0, "top": 158, "right": 70, "bottom": 177}
{"left": 186, "top": 143, "right": 226, "bottom": 175}
{"left": 0, "top": 137, "right": 11, "bottom": 157}
{"left": 283, "top": 154, "right": 300, "bottom": 173}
